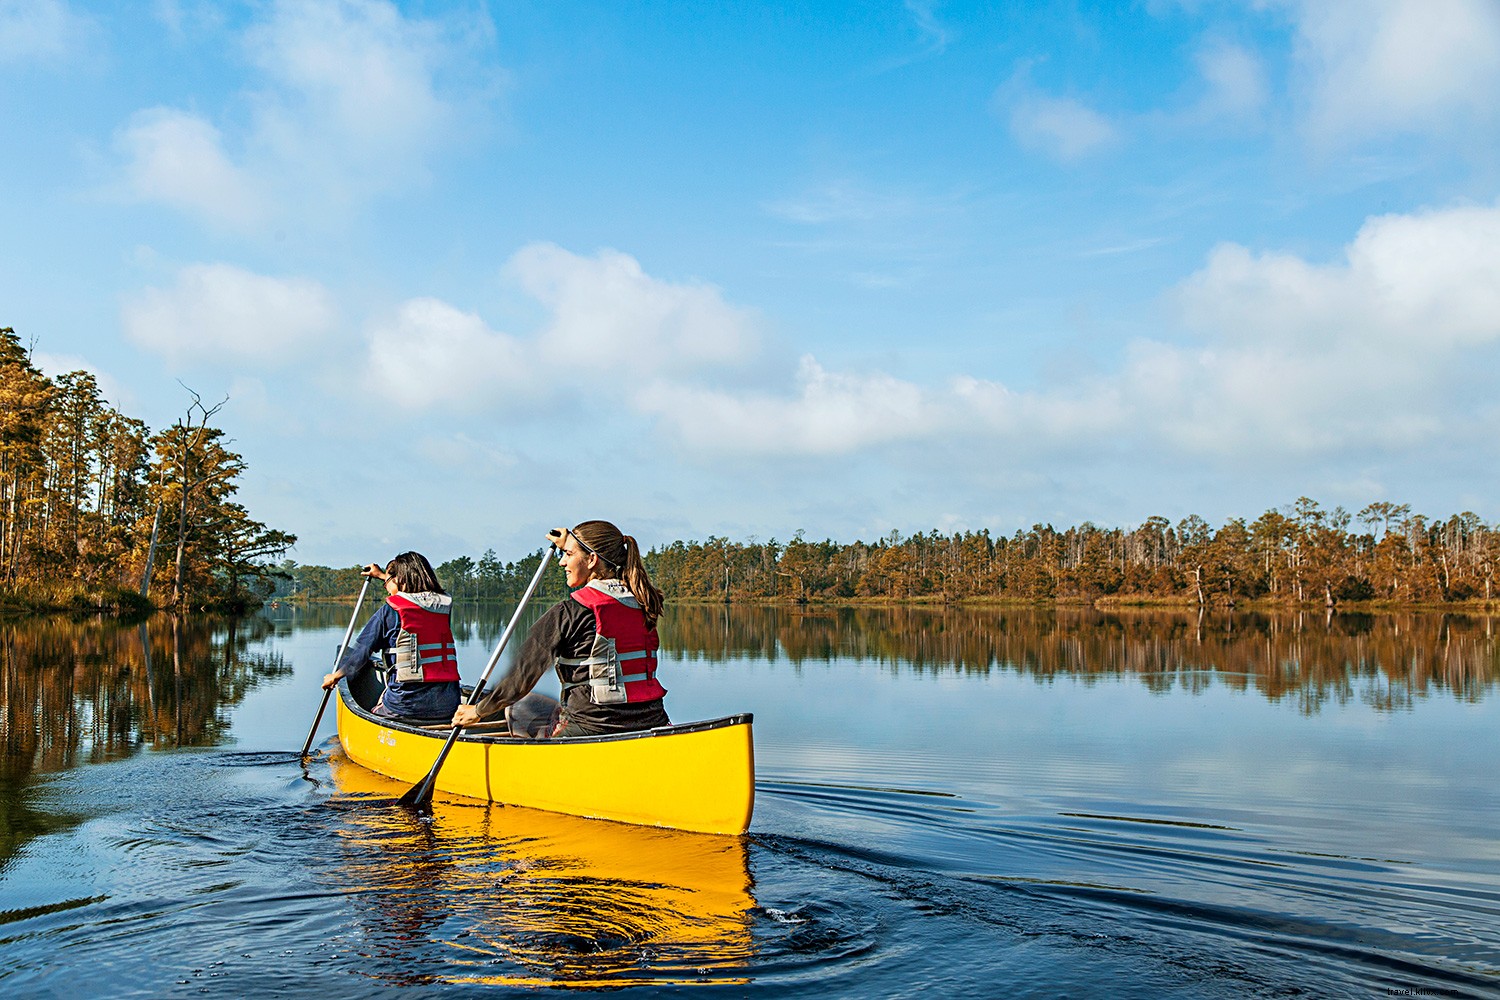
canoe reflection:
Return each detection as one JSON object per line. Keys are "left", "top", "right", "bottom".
{"left": 326, "top": 752, "right": 756, "bottom": 988}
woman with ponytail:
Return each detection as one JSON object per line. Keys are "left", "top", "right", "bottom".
{"left": 453, "top": 520, "right": 670, "bottom": 737}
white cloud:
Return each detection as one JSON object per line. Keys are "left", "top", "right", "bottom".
{"left": 639, "top": 356, "right": 938, "bottom": 456}
{"left": 1006, "top": 94, "right": 1119, "bottom": 162}
{"left": 1186, "top": 40, "right": 1268, "bottom": 123}
{"left": 361, "top": 244, "right": 760, "bottom": 412}
{"left": 1275, "top": 0, "right": 1500, "bottom": 145}
{"left": 111, "top": 0, "right": 497, "bottom": 229}
{"left": 243, "top": 0, "right": 459, "bottom": 201}
{"left": 1140, "top": 200, "right": 1500, "bottom": 455}
{"left": 640, "top": 363, "right": 1128, "bottom": 460}
{"left": 113, "top": 109, "right": 265, "bottom": 229}
{"left": 506, "top": 243, "right": 759, "bottom": 378}
{"left": 904, "top": 0, "right": 953, "bottom": 57}
{"left": 412, "top": 432, "right": 519, "bottom": 472}
{"left": 1177, "top": 202, "right": 1500, "bottom": 352}
{"left": 122, "top": 263, "right": 339, "bottom": 367}
{"left": 0, "top": 0, "right": 86, "bottom": 61}
{"left": 364, "top": 298, "right": 527, "bottom": 411}
{"left": 151, "top": 0, "right": 225, "bottom": 41}
{"left": 952, "top": 375, "right": 1125, "bottom": 444}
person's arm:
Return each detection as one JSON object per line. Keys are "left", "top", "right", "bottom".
{"left": 321, "top": 604, "right": 394, "bottom": 689}
{"left": 452, "top": 601, "right": 574, "bottom": 725}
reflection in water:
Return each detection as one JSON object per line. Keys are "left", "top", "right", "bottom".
{"left": 274, "top": 599, "right": 1500, "bottom": 710}
{"left": 325, "top": 754, "right": 756, "bottom": 988}
{"left": 0, "top": 606, "right": 1494, "bottom": 996}
{"left": 661, "top": 604, "right": 1500, "bottom": 710}
{"left": 0, "top": 615, "right": 288, "bottom": 870}
{"left": 0, "top": 615, "right": 288, "bottom": 766}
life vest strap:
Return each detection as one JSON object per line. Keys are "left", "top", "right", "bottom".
{"left": 561, "top": 669, "right": 654, "bottom": 693}
{"left": 386, "top": 644, "right": 456, "bottom": 665}
{"left": 557, "top": 648, "right": 653, "bottom": 667}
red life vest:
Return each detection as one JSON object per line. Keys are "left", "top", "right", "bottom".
{"left": 557, "top": 580, "right": 665, "bottom": 705}
{"left": 385, "top": 592, "right": 460, "bottom": 684}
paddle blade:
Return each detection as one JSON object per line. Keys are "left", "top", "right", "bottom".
{"left": 397, "top": 775, "right": 435, "bottom": 811}
{"left": 398, "top": 728, "right": 460, "bottom": 810}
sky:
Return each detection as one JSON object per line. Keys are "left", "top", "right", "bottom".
{"left": 2, "top": 0, "right": 1499, "bottom": 567}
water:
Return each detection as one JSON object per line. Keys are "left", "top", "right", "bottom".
{"left": 2, "top": 605, "right": 1498, "bottom": 997}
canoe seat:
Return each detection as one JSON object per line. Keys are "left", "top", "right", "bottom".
{"left": 417, "top": 720, "right": 512, "bottom": 733}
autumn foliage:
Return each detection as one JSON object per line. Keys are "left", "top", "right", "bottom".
{"left": 0, "top": 327, "right": 294, "bottom": 611}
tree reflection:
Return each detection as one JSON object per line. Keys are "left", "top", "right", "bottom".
{"left": 0, "top": 615, "right": 288, "bottom": 769}
{"left": 659, "top": 605, "right": 1500, "bottom": 711}
{"left": 0, "top": 615, "right": 289, "bottom": 869}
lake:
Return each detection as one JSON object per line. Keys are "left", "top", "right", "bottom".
{"left": 2, "top": 604, "right": 1497, "bottom": 997}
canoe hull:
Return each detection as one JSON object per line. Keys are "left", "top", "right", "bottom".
{"left": 335, "top": 681, "right": 755, "bottom": 835}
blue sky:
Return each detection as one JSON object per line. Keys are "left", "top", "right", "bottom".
{"left": 3, "top": 0, "right": 1499, "bottom": 566}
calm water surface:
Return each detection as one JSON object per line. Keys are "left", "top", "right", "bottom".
{"left": 1, "top": 605, "right": 1497, "bottom": 998}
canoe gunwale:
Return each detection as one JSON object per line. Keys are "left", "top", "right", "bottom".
{"left": 336, "top": 674, "right": 753, "bottom": 747}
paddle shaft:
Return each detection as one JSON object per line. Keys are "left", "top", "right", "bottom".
{"left": 399, "top": 544, "right": 555, "bottom": 809}
{"left": 300, "top": 575, "right": 374, "bottom": 757}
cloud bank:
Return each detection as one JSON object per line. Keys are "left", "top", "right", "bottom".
{"left": 334, "top": 202, "right": 1499, "bottom": 470}
{"left": 998, "top": 0, "right": 1500, "bottom": 161}
{"left": 0, "top": 0, "right": 86, "bottom": 62}
{"left": 1278, "top": 0, "right": 1500, "bottom": 145}
{"left": 122, "top": 263, "right": 339, "bottom": 366}
{"left": 363, "top": 244, "right": 760, "bottom": 410}
{"left": 109, "top": 0, "right": 497, "bottom": 230}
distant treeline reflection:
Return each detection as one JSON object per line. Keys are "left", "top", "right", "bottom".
{"left": 1, "top": 616, "right": 288, "bottom": 774}
{"left": 279, "top": 601, "right": 1500, "bottom": 711}
{"left": 657, "top": 605, "right": 1500, "bottom": 711}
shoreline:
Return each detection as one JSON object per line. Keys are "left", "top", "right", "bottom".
{"left": 0, "top": 584, "right": 255, "bottom": 617}
{"left": 270, "top": 593, "right": 1500, "bottom": 614}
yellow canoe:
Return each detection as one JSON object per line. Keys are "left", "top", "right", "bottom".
{"left": 335, "top": 672, "right": 755, "bottom": 835}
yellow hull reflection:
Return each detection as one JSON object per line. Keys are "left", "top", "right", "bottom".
{"left": 334, "top": 680, "right": 755, "bottom": 835}
{"left": 326, "top": 754, "right": 756, "bottom": 987}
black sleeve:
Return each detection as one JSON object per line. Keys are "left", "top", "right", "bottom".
{"left": 471, "top": 599, "right": 590, "bottom": 718}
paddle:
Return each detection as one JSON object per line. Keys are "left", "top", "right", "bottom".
{"left": 300, "top": 574, "right": 374, "bottom": 758}
{"left": 398, "top": 543, "right": 556, "bottom": 810}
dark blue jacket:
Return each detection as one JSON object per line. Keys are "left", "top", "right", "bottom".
{"left": 337, "top": 601, "right": 461, "bottom": 719}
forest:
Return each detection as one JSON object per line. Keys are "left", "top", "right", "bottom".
{"left": 277, "top": 496, "right": 1499, "bottom": 610}
{"left": 0, "top": 327, "right": 294, "bottom": 612}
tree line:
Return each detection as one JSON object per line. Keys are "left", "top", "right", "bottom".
{"left": 648, "top": 499, "right": 1498, "bottom": 607}
{"left": 0, "top": 327, "right": 294, "bottom": 611}
{"left": 271, "top": 549, "right": 572, "bottom": 607}
{"left": 276, "top": 496, "right": 1498, "bottom": 610}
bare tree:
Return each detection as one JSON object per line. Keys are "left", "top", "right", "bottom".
{"left": 152, "top": 385, "right": 227, "bottom": 608}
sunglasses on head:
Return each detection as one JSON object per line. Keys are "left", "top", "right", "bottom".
{"left": 555, "top": 530, "right": 615, "bottom": 569}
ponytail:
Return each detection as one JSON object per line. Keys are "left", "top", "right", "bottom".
{"left": 620, "top": 534, "right": 664, "bottom": 629}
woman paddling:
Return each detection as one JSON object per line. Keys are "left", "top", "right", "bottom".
{"left": 453, "top": 520, "right": 669, "bottom": 737}
{"left": 322, "top": 552, "right": 461, "bottom": 720}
